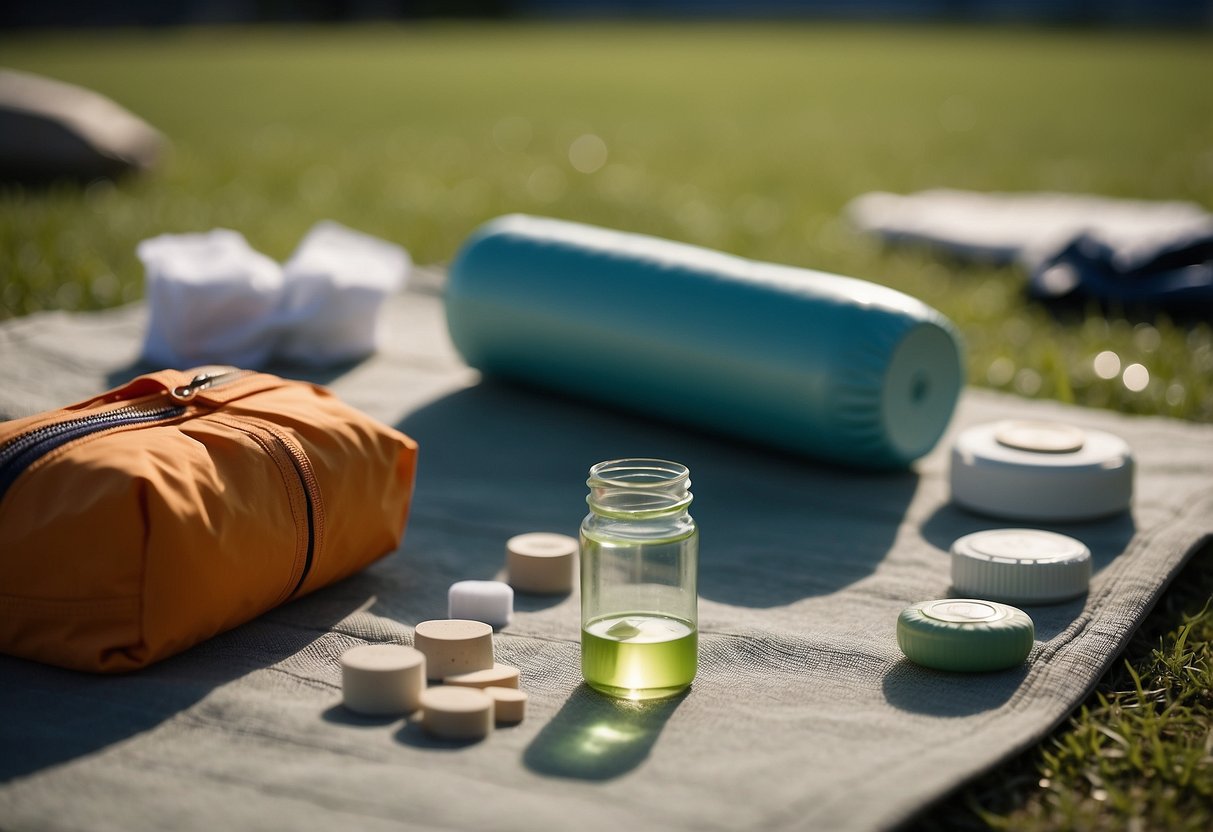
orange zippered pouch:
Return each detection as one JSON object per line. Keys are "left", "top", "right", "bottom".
{"left": 0, "top": 367, "right": 417, "bottom": 673}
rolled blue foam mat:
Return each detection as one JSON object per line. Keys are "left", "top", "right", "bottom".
{"left": 446, "top": 215, "right": 964, "bottom": 468}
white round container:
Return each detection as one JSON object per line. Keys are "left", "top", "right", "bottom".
{"left": 950, "top": 420, "right": 1132, "bottom": 522}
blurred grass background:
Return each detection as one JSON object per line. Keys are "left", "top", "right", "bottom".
{"left": 2, "top": 23, "right": 1212, "bottom": 421}
{"left": 1, "top": 22, "right": 1211, "bottom": 830}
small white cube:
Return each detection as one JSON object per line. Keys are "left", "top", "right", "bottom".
{"left": 448, "top": 580, "right": 514, "bottom": 629}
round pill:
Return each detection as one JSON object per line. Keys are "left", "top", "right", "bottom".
{"left": 413, "top": 619, "right": 495, "bottom": 681}
{"left": 419, "top": 686, "right": 494, "bottom": 740}
{"left": 444, "top": 662, "right": 521, "bottom": 689}
{"left": 994, "top": 420, "right": 1087, "bottom": 454}
{"left": 484, "top": 686, "right": 527, "bottom": 724}
{"left": 897, "top": 599, "right": 1034, "bottom": 673}
{"left": 507, "top": 532, "right": 577, "bottom": 594}
{"left": 952, "top": 529, "right": 1091, "bottom": 604}
{"left": 340, "top": 644, "right": 426, "bottom": 716}
{"left": 950, "top": 421, "right": 1132, "bottom": 521}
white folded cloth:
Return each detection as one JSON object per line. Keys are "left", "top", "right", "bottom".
{"left": 138, "top": 222, "right": 409, "bottom": 369}
{"left": 276, "top": 221, "right": 411, "bottom": 366}
{"left": 139, "top": 229, "right": 284, "bottom": 368}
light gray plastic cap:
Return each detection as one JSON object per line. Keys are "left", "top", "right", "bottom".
{"left": 951, "top": 528, "right": 1092, "bottom": 604}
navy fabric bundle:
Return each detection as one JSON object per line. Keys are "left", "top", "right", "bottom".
{"left": 848, "top": 189, "right": 1213, "bottom": 312}
{"left": 1031, "top": 228, "right": 1213, "bottom": 310}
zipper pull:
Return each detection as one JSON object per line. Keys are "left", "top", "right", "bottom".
{"left": 170, "top": 367, "right": 247, "bottom": 402}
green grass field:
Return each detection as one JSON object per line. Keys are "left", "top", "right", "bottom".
{"left": 2, "top": 22, "right": 1211, "bottom": 829}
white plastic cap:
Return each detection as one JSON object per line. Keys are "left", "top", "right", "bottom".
{"left": 951, "top": 528, "right": 1092, "bottom": 604}
{"left": 950, "top": 421, "right": 1133, "bottom": 522}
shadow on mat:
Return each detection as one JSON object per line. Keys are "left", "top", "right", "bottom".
{"left": 399, "top": 381, "right": 919, "bottom": 608}
{"left": 882, "top": 659, "right": 1026, "bottom": 717}
{"left": 0, "top": 589, "right": 367, "bottom": 783}
{"left": 394, "top": 715, "right": 509, "bottom": 751}
{"left": 523, "top": 684, "right": 687, "bottom": 781}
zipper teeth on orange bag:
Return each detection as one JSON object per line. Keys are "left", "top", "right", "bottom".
{"left": 253, "top": 421, "right": 324, "bottom": 599}
{"left": 0, "top": 369, "right": 256, "bottom": 505}
{"left": 0, "top": 403, "right": 186, "bottom": 503}
{"left": 202, "top": 413, "right": 324, "bottom": 604}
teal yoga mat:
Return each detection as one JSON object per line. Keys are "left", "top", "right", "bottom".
{"left": 446, "top": 215, "right": 963, "bottom": 468}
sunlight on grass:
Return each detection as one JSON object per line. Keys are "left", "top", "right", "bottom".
{"left": 1, "top": 23, "right": 1210, "bottom": 420}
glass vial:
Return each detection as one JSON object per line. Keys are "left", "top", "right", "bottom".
{"left": 580, "top": 458, "right": 698, "bottom": 700}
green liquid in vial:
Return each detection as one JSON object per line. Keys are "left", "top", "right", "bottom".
{"left": 582, "top": 614, "right": 697, "bottom": 700}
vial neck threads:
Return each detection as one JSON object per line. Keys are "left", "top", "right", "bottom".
{"left": 585, "top": 458, "right": 692, "bottom": 519}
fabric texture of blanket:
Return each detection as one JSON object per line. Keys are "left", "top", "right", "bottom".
{"left": 1, "top": 276, "right": 1210, "bottom": 831}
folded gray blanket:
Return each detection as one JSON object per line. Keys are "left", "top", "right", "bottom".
{"left": 847, "top": 190, "right": 1213, "bottom": 309}
{"left": 1, "top": 287, "right": 1210, "bottom": 831}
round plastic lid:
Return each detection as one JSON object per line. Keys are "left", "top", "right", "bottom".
{"left": 951, "top": 529, "right": 1091, "bottom": 604}
{"left": 897, "top": 598, "right": 1035, "bottom": 672}
{"left": 950, "top": 420, "right": 1133, "bottom": 521}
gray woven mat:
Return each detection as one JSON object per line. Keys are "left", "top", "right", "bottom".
{"left": 2, "top": 285, "right": 1210, "bottom": 831}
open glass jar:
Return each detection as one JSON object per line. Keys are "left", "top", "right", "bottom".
{"left": 579, "top": 458, "right": 698, "bottom": 700}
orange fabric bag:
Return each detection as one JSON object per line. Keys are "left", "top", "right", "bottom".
{"left": 0, "top": 367, "right": 417, "bottom": 673}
